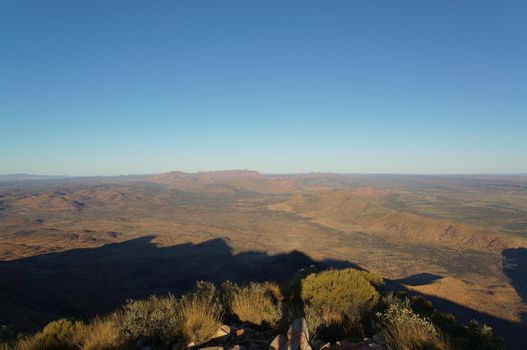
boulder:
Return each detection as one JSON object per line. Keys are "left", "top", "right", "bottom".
{"left": 287, "top": 318, "right": 311, "bottom": 350}
{"left": 269, "top": 334, "right": 287, "bottom": 350}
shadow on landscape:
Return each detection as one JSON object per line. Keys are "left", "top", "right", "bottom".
{"left": 2, "top": 236, "right": 527, "bottom": 350}
{"left": 384, "top": 278, "right": 527, "bottom": 350}
{"left": 0, "top": 235, "right": 358, "bottom": 332}
{"left": 394, "top": 272, "right": 443, "bottom": 286}
{"left": 502, "top": 247, "right": 527, "bottom": 324}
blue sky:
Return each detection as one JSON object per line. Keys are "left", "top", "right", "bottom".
{"left": 1, "top": 1, "right": 526, "bottom": 175}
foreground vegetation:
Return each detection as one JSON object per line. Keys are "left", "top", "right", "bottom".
{"left": 0, "top": 267, "right": 503, "bottom": 350}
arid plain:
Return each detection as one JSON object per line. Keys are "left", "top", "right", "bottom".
{"left": 1, "top": 171, "right": 527, "bottom": 343}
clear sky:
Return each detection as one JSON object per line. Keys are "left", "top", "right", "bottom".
{"left": 1, "top": 1, "right": 526, "bottom": 176}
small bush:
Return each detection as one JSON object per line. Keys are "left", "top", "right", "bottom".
{"left": 222, "top": 281, "right": 283, "bottom": 328}
{"left": 403, "top": 294, "right": 504, "bottom": 350}
{"left": 118, "top": 294, "right": 179, "bottom": 344}
{"left": 378, "top": 302, "right": 451, "bottom": 350}
{"left": 1, "top": 325, "right": 15, "bottom": 350}
{"left": 463, "top": 320, "right": 504, "bottom": 350}
{"left": 15, "top": 319, "right": 83, "bottom": 350}
{"left": 177, "top": 281, "right": 223, "bottom": 345}
{"left": 300, "top": 268, "right": 381, "bottom": 327}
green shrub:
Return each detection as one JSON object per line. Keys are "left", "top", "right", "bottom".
{"left": 118, "top": 294, "right": 179, "bottom": 344}
{"left": 281, "top": 265, "right": 320, "bottom": 302}
{"left": 300, "top": 268, "right": 381, "bottom": 327}
{"left": 222, "top": 281, "right": 283, "bottom": 328}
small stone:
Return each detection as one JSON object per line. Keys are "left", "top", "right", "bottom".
{"left": 211, "top": 325, "right": 231, "bottom": 342}
{"left": 310, "top": 339, "right": 325, "bottom": 350}
{"left": 136, "top": 339, "right": 145, "bottom": 348}
{"left": 269, "top": 334, "right": 287, "bottom": 350}
{"left": 334, "top": 341, "right": 368, "bottom": 350}
{"left": 319, "top": 343, "right": 332, "bottom": 350}
{"left": 235, "top": 328, "right": 246, "bottom": 337}
{"left": 228, "top": 346, "right": 246, "bottom": 350}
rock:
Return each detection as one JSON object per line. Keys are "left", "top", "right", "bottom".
{"left": 372, "top": 335, "right": 385, "bottom": 346}
{"left": 136, "top": 339, "right": 146, "bottom": 348}
{"left": 228, "top": 346, "right": 246, "bottom": 350}
{"left": 235, "top": 328, "right": 246, "bottom": 338}
{"left": 287, "top": 318, "right": 311, "bottom": 350}
{"left": 334, "top": 341, "right": 370, "bottom": 350}
{"left": 310, "top": 339, "right": 325, "bottom": 350}
{"left": 211, "top": 325, "right": 231, "bottom": 342}
{"left": 287, "top": 318, "right": 310, "bottom": 342}
{"left": 269, "top": 334, "right": 287, "bottom": 350}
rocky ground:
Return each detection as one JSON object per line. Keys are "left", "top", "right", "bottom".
{"left": 138, "top": 318, "right": 387, "bottom": 350}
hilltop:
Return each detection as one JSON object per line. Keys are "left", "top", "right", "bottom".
{"left": 0, "top": 267, "right": 505, "bottom": 350}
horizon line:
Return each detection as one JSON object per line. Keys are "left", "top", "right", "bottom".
{"left": 1, "top": 170, "right": 527, "bottom": 178}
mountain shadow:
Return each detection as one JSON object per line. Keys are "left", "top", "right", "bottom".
{"left": 502, "top": 247, "right": 527, "bottom": 323}
{"left": 385, "top": 278, "right": 527, "bottom": 350}
{"left": 394, "top": 272, "right": 443, "bottom": 286}
{"left": 0, "top": 235, "right": 357, "bottom": 332}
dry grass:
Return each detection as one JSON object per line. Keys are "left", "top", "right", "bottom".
{"left": 382, "top": 321, "right": 452, "bottom": 350}
{"left": 117, "top": 283, "right": 223, "bottom": 345}
{"left": 72, "top": 317, "right": 126, "bottom": 350}
{"left": 222, "top": 281, "right": 283, "bottom": 328}
{"left": 379, "top": 300, "right": 452, "bottom": 350}
{"left": 14, "top": 319, "right": 83, "bottom": 350}
{"left": 177, "top": 282, "right": 223, "bottom": 344}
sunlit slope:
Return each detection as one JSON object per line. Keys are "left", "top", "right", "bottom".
{"left": 270, "top": 189, "right": 527, "bottom": 251}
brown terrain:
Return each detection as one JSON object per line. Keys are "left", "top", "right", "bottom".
{"left": 1, "top": 172, "right": 527, "bottom": 348}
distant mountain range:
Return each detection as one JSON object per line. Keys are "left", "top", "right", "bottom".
{"left": 0, "top": 174, "right": 73, "bottom": 182}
